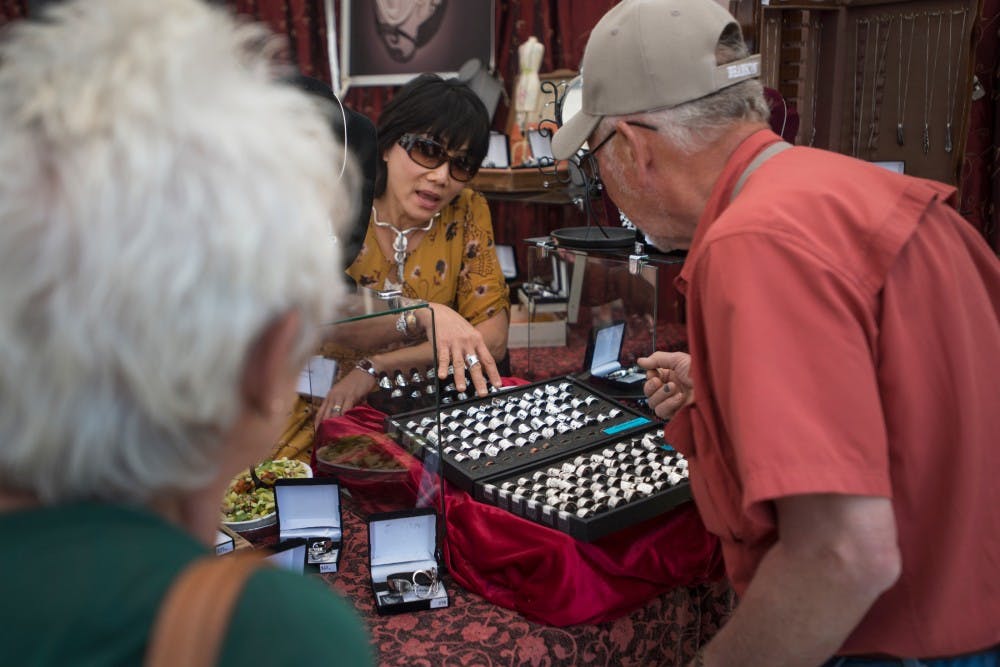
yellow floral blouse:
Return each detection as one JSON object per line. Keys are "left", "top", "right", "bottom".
{"left": 346, "top": 188, "right": 510, "bottom": 325}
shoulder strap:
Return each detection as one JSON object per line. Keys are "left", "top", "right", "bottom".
{"left": 730, "top": 141, "right": 792, "bottom": 202}
{"left": 145, "top": 551, "right": 268, "bottom": 667}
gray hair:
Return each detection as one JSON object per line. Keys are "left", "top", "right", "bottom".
{"left": 600, "top": 23, "right": 770, "bottom": 153}
{"left": 0, "top": 0, "right": 354, "bottom": 503}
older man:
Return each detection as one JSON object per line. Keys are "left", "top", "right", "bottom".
{"left": 553, "top": 1, "right": 1000, "bottom": 666}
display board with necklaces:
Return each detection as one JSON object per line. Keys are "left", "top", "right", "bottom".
{"left": 759, "top": 0, "right": 975, "bottom": 185}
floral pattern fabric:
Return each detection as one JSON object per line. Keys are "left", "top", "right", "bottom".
{"left": 347, "top": 189, "right": 510, "bottom": 326}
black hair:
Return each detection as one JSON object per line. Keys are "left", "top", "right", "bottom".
{"left": 374, "top": 73, "right": 490, "bottom": 197}
{"left": 285, "top": 73, "right": 378, "bottom": 271}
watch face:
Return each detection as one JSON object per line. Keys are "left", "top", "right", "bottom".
{"left": 357, "top": 358, "right": 377, "bottom": 376}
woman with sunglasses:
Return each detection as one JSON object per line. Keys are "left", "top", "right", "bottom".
{"left": 317, "top": 74, "right": 510, "bottom": 420}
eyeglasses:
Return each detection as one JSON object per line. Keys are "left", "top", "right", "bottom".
{"left": 588, "top": 121, "right": 659, "bottom": 157}
{"left": 398, "top": 134, "right": 478, "bottom": 182}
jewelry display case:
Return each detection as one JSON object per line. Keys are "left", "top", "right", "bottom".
{"left": 516, "top": 236, "right": 683, "bottom": 388}
{"left": 385, "top": 376, "right": 692, "bottom": 542}
{"left": 299, "top": 289, "right": 449, "bottom": 582}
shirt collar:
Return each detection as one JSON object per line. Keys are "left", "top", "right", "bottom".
{"left": 674, "top": 129, "right": 784, "bottom": 296}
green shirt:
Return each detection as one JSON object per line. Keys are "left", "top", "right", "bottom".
{"left": 0, "top": 503, "right": 373, "bottom": 666}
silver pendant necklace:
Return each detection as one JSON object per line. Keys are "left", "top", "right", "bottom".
{"left": 866, "top": 17, "right": 891, "bottom": 155}
{"left": 922, "top": 12, "right": 944, "bottom": 155}
{"left": 896, "top": 13, "right": 915, "bottom": 146}
{"left": 371, "top": 206, "right": 439, "bottom": 286}
{"left": 943, "top": 8, "right": 969, "bottom": 154}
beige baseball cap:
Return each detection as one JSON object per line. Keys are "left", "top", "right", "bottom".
{"left": 551, "top": 0, "right": 761, "bottom": 160}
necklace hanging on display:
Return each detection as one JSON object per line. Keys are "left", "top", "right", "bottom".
{"left": 943, "top": 8, "right": 969, "bottom": 154}
{"left": 922, "top": 12, "right": 944, "bottom": 156}
{"left": 808, "top": 18, "right": 823, "bottom": 147}
{"left": 895, "top": 13, "right": 916, "bottom": 146}
{"left": 866, "top": 16, "right": 892, "bottom": 156}
{"left": 852, "top": 18, "right": 869, "bottom": 158}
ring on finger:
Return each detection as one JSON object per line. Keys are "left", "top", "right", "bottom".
{"left": 464, "top": 353, "right": 480, "bottom": 368}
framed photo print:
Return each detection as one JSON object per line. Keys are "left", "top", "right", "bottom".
{"left": 340, "top": 0, "right": 494, "bottom": 91}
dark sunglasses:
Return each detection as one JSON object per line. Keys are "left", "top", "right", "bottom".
{"left": 398, "top": 134, "right": 478, "bottom": 182}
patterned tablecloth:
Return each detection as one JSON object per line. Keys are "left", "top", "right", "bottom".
{"left": 242, "top": 491, "right": 732, "bottom": 667}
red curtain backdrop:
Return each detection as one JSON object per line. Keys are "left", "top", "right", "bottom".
{"left": 1, "top": 0, "right": 995, "bottom": 251}
{"left": 0, "top": 0, "right": 25, "bottom": 22}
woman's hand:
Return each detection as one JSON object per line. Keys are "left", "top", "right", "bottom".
{"left": 315, "top": 368, "right": 377, "bottom": 427}
{"left": 414, "top": 303, "right": 502, "bottom": 396}
{"left": 637, "top": 351, "right": 695, "bottom": 420}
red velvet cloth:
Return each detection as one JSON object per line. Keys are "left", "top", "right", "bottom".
{"left": 313, "top": 391, "right": 723, "bottom": 627}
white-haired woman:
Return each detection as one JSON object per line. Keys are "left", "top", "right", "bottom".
{"left": 0, "top": 1, "right": 372, "bottom": 664}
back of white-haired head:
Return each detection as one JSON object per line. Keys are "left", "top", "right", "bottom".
{"left": 0, "top": 0, "right": 353, "bottom": 503}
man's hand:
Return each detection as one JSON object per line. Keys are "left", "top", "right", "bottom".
{"left": 637, "top": 351, "right": 695, "bottom": 419}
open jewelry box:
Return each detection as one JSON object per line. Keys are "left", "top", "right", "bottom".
{"left": 385, "top": 376, "right": 690, "bottom": 541}
{"left": 368, "top": 508, "right": 449, "bottom": 615}
{"left": 579, "top": 320, "right": 647, "bottom": 393}
{"left": 274, "top": 478, "right": 342, "bottom": 574}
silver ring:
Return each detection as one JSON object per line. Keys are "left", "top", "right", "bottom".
{"left": 412, "top": 567, "right": 440, "bottom": 599}
{"left": 331, "top": 405, "right": 342, "bottom": 414}
{"left": 464, "top": 353, "right": 480, "bottom": 368}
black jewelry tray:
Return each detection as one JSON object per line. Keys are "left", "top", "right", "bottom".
{"left": 476, "top": 425, "right": 691, "bottom": 542}
{"left": 385, "top": 376, "right": 654, "bottom": 495}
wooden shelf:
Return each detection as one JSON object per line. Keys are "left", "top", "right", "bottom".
{"left": 471, "top": 165, "right": 574, "bottom": 203}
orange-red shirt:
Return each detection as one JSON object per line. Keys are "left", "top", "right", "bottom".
{"left": 668, "top": 129, "right": 1000, "bottom": 656}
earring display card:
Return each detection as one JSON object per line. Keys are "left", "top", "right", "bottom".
{"left": 368, "top": 508, "right": 449, "bottom": 615}
{"left": 477, "top": 426, "right": 691, "bottom": 542}
{"left": 274, "top": 479, "right": 343, "bottom": 574}
{"left": 386, "top": 376, "right": 653, "bottom": 495}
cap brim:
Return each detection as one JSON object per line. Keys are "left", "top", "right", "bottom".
{"left": 551, "top": 109, "right": 602, "bottom": 161}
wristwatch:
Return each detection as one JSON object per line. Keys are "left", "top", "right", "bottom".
{"left": 355, "top": 357, "right": 378, "bottom": 378}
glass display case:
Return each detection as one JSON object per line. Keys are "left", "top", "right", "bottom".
{"left": 514, "top": 237, "right": 683, "bottom": 392}
{"left": 300, "top": 289, "right": 445, "bottom": 518}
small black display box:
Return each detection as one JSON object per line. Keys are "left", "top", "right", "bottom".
{"left": 214, "top": 529, "right": 235, "bottom": 556}
{"left": 274, "top": 479, "right": 342, "bottom": 574}
{"left": 265, "top": 538, "right": 307, "bottom": 574}
{"left": 368, "top": 508, "right": 449, "bottom": 615}
{"left": 580, "top": 321, "right": 646, "bottom": 393}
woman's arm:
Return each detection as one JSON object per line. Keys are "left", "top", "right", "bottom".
{"left": 315, "top": 304, "right": 507, "bottom": 423}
